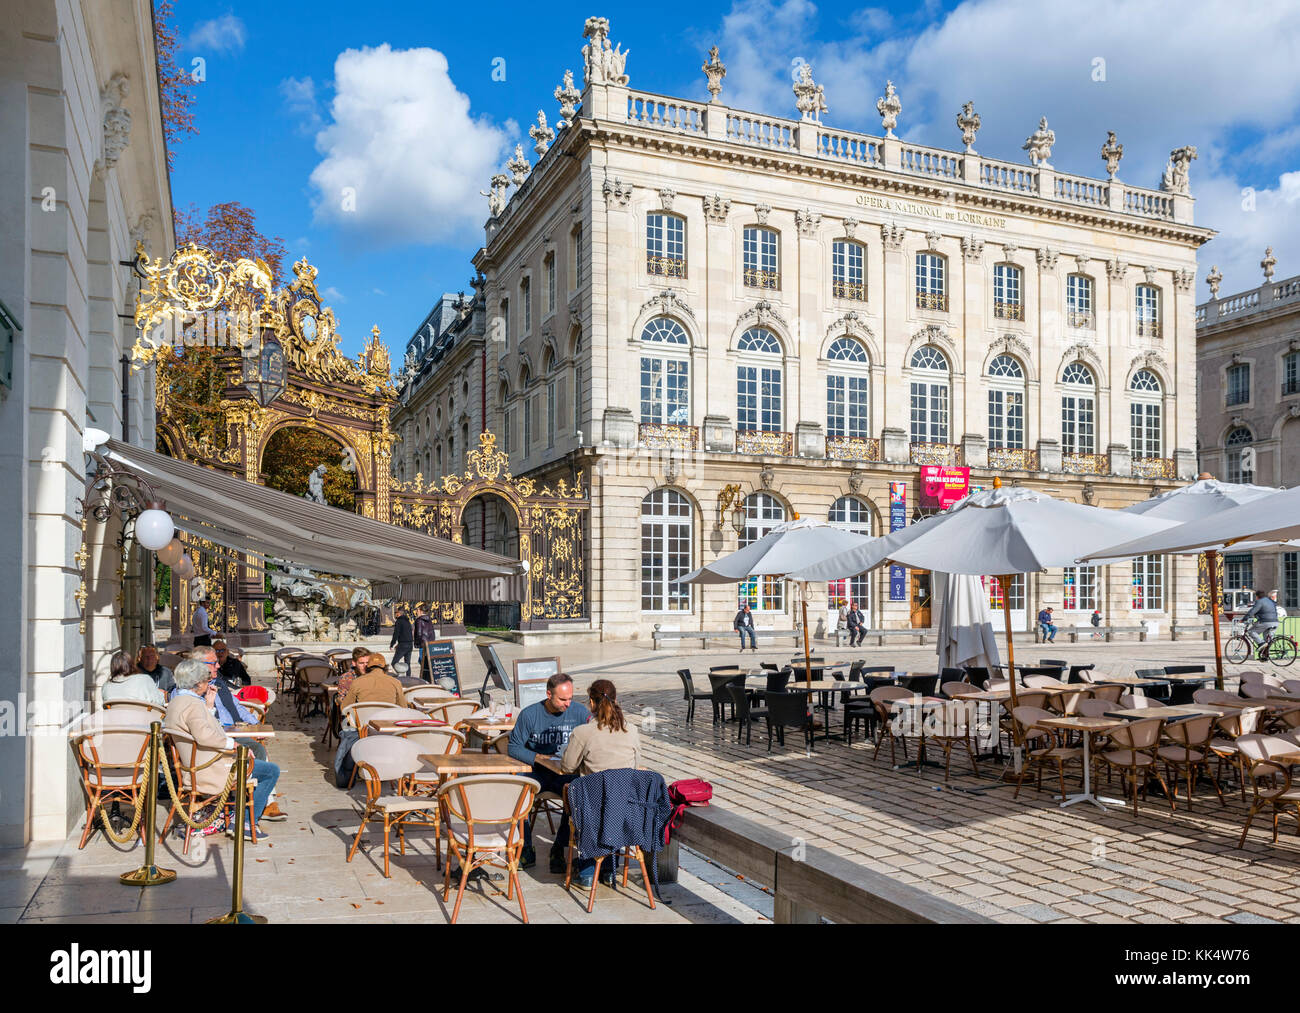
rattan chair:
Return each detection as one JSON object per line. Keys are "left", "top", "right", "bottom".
{"left": 101, "top": 699, "right": 167, "bottom": 721}
{"left": 930, "top": 699, "right": 981, "bottom": 782}
{"left": 427, "top": 699, "right": 480, "bottom": 728}
{"left": 1012, "top": 706, "right": 1082, "bottom": 802}
{"left": 293, "top": 658, "right": 333, "bottom": 718}
{"left": 346, "top": 736, "right": 433, "bottom": 878}
{"left": 562, "top": 776, "right": 658, "bottom": 914}
{"left": 870, "top": 686, "right": 915, "bottom": 764}
{"left": 1236, "top": 734, "right": 1300, "bottom": 847}
{"left": 1158, "top": 715, "right": 1225, "bottom": 811}
{"left": 404, "top": 685, "right": 457, "bottom": 709}
{"left": 1098, "top": 717, "right": 1172, "bottom": 813}
{"left": 70, "top": 719, "right": 151, "bottom": 849}
{"left": 437, "top": 774, "right": 538, "bottom": 923}
{"left": 1209, "top": 707, "right": 1265, "bottom": 801}
{"left": 159, "top": 729, "right": 257, "bottom": 854}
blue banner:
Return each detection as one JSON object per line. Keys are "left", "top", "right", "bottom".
{"left": 889, "top": 482, "right": 906, "bottom": 602}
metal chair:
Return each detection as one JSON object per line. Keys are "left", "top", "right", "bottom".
{"left": 438, "top": 775, "right": 538, "bottom": 923}
{"left": 765, "top": 692, "right": 815, "bottom": 753}
{"left": 676, "top": 669, "right": 711, "bottom": 724}
{"left": 727, "top": 684, "right": 769, "bottom": 746}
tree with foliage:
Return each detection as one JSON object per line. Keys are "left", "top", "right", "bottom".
{"left": 154, "top": 0, "right": 198, "bottom": 170}
{"left": 261, "top": 428, "right": 358, "bottom": 510}
{"left": 175, "top": 201, "right": 287, "bottom": 279}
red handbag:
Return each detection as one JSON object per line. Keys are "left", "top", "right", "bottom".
{"left": 665, "top": 778, "right": 712, "bottom": 844}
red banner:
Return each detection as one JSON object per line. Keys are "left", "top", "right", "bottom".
{"left": 919, "top": 466, "right": 970, "bottom": 510}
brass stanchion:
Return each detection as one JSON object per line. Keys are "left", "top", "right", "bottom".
{"left": 207, "top": 744, "right": 267, "bottom": 924}
{"left": 120, "top": 721, "right": 176, "bottom": 887}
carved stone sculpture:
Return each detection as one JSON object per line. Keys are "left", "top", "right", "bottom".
{"left": 1022, "top": 117, "right": 1055, "bottom": 167}
{"left": 506, "top": 144, "right": 530, "bottom": 186}
{"left": 960, "top": 236, "right": 984, "bottom": 262}
{"left": 876, "top": 81, "right": 901, "bottom": 138}
{"left": 99, "top": 72, "right": 132, "bottom": 175}
{"left": 582, "top": 16, "right": 630, "bottom": 86}
{"left": 1262, "top": 247, "right": 1277, "bottom": 282}
{"left": 1036, "top": 247, "right": 1059, "bottom": 270}
{"left": 1161, "top": 145, "right": 1197, "bottom": 194}
{"left": 659, "top": 188, "right": 676, "bottom": 212}
{"left": 795, "top": 209, "right": 821, "bottom": 237}
{"left": 602, "top": 176, "right": 632, "bottom": 207}
{"left": 881, "top": 222, "right": 906, "bottom": 250}
{"left": 956, "top": 101, "right": 980, "bottom": 153}
{"left": 1106, "top": 257, "right": 1127, "bottom": 281}
{"left": 1101, "top": 131, "right": 1123, "bottom": 179}
{"left": 1206, "top": 265, "right": 1222, "bottom": 298}
{"left": 843, "top": 218, "right": 858, "bottom": 239}
{"left": 792, "top": 63, "right": 827, "bottom": 122}
{"left": 702, "top": 194, "right": 731, "bottom": 222}
{"left": 481, "top": 173, "right": 510, "bottom": 217}
{"left": 305, "top": 465, "right": 328, "bottom": 505}
{"left": 703, "top": 45, "right": 726, "bottom": 102}
{"left": 755, "top": 203, "right": 771, "bottom": 225}
{"left": 554, "top": 70, "right": 581, "bottom": 128}
{"left": 529, "top": 110, "right": 555, "bottom": 156}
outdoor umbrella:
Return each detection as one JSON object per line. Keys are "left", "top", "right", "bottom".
{"left": 1084, "top": 481, "right": 1300, "bottom": 689}
{"left": 676, "top": 516, "right": 875, "bottom": 691}
{"left": 933, "top": 571, "right": 1002, "bottom": 672}
{"left": 786, "top": 483, "right": 1175, "bottom": 707}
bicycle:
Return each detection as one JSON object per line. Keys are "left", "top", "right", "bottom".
{"left": 1224, "top": 619, "right": 1298, "bottom": 666}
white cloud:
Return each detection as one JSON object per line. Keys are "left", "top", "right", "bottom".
{"left": 1194, "top": 171, "right": 1300, "bottom": 296}
{"left": 188, "top": 14, "right": 246, "bottom": 53}
{"left": 307, "top": 45, "right": 510, "bottom": 246}
{"left": 322, "top": 286, "right": 346, "bottom": 303}
{"left": 280, "top": 76, "right": 322, "bottom": 134}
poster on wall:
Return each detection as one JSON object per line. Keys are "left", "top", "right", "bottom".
{"left": 889, "top": 481, "right": 907, "bottom": 602}
{"left": 919, "top": 466, "right": 970, "bottom": 510}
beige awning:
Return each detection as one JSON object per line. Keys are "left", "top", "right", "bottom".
{"left": 101, "top": 439, "right": 525, "bottom": 591}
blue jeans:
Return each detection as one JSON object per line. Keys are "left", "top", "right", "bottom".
{"left": 523, "top": 763, "right": 578, "bottom": 856}
{"left": 737, "top": 627, "right": 757, "bottom": 649}
{"left": 1040, "top": 623, "right": 1057, "bottom": 642}
{"left": 250, "top": 759, "right": 280, "bottom": 823}
{"left": 333, "top": 727, "right": 359, "bottom": 787}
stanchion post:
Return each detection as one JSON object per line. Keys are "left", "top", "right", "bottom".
{"left": 206, "top": 743, "right": 267, "bottom": 924}
{"left": 120, "top": 720, "right": 177, "bottom": 887}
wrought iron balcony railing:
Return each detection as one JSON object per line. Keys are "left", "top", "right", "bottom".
{"left": 988, "top": 446, "right": 1039, "bottom": 471}
{"left": 646, "top": 254, "right": 686, "bottom": 279}
{"left": 825, "top": 435, "right": 882, "bottom": 462}
{"left": 638, "top": 422, "right": 698, "bottom": 451}
{"left": 1132, "top": 456, "right": 1176, "bottom": 479}
{"left": 1061, "top": 453, "right": 1108, "bottom": 475}
{"left": 916, "top": 291, "right": 948, "bottom": 312}
{"left": 743, "top": 267, "right": 780, "bottom": 290}
{"left": 909, "top": 442, "right": 961, "bottom": 466}
{"left": 1135, "top": 319, "right": 1162, "bottom": 338}
{"left": 735, "top": 429, "right": 793, "bottom": 456}
{"left": 994, "top": 301, "right": 1024, "bottom": 321}
{"left": 832, "top": 279, "right": 866, "bottom": 301}
{"left": 1067, "top": 309, "right": 1095, "bottom": 329}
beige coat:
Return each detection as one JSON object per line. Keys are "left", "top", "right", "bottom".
{"left": 561, "top": 721, "right": 641, "bottom": 777}
{"left": 339, "top": 669, "right": 406, "bottom": 711}
{"left": 164, "top": 692, "right": 235, "bottom": 795}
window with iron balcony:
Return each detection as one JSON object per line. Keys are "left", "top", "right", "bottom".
{"left": 993, "top": 264, "right": 1023, "bottom": 321}
{"left": 1284, "top": 352, "right": 1300, "bottom": 396}
{"left": 1135, "top": 284, "right": 1161, "bottom": 338}
{"left": 646, "top": 213, "right": 686, "bottom": 279}
{"left": 1066, "top": 274, "right": 1094, "bottom": 329}
{"left": 1226, "top": 363, "right": 1251, "bottom": 406}
{"left": 915, "top": 252, "right": 947, "bottom": 311}
{"left": 743, "top": 227, "right": 779, "bottom": 290}
{"left": 832, "top": 240, "right": 866, "bottom": 301}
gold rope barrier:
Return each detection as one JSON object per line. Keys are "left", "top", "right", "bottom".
{"left": 158, "top": 741, "right": 239, "bottom": 831}
{"left": 120, "top": 721, "right": 177, "bottom": 886}
{"left": 206, "top": 744, "right": 268, "bottom": 924}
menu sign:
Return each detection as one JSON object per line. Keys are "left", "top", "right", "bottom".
{"left": 420, "top": 639, "right": 461, "bottom": 693}
{"left": 512, "top": 657, "right": 561, "bottom": 709}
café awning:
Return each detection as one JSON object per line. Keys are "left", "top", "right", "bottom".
{"left": 101, "top": 439, "right": 525, "bottom": 596}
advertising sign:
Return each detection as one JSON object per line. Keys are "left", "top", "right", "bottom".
{"left": 919, "top": 465, "right": 970, "bottom": 510}
{"left": 889, "top": 482, "right": 907, "bottom": 602}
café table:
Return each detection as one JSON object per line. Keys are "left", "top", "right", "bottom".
{"left": 1033, "top": 715, "right": 1126, "bottom": 809}
{"left": 458, "top": 716, "right": 517, "bottom": 752}
{"left": 368, "top": 716, "right": 449, "bottom": 734}
{"left": 882, "top": 696, "right": 948, "bottom": 771}
{"left": 417, "top": 753, "right": 532, "bottom": 778}
{"left": 229, "top": 722, "right": 276, "bottom": 739}
{"left": 789, "top": 679, "right": 867, "bottom": 741}
{"left": 1103, "top": 705, "right": 1226, "bottom": 722}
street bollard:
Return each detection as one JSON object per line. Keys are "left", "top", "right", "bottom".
{"left": 207, "top": 744, "right": 267, "bottom": 924}
{"left": 120, "top": 721, "right": 177, "bottom": 887}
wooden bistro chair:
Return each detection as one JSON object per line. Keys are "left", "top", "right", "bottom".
{"left": 1236, "top": 734, "right": 1300, "bottom": 847}
{"left": 346, "top": 736, "right": 434, "bottom": 878}
{"left": 930, "top": 698, "right": 981, "bottom": 783}
{"left": 437, "top": 774, "right": 539, "bottom": 924}
{"left": 1098, "top": 717, "right": 1172, "bottom": 814}
{"left": 869, "top": 686, "right": 915, "bottom": 765}
{"left": 1157, "top": 715, "right": 1225, "bottom": 811}
{"left": 427, "top": 699, "right": 480, "bottom": 729}
{"left": 397, "top": 726, "right": 467, "bottom": 870}
{"left": 102, "top": 699, "right": 167, "bottom": 722}
{"left": 1207, "top": 706, "right": 1264, "bottom": 800}
{"left": 70, "top": 718, "right": 151, "bottom": 849}
{"left": 676, "top": 669, "right": 712, "bottom": 724}
{"left": 160, "top": 730, "right": 258, "bottom": 855}
{"left": 562, "top": 776, "right": 659, "bottom": 915}
{"left": 1012, "top": 706, "right": 1083, "bottom": 803}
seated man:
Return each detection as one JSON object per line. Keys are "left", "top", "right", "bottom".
{"left": 507, "top": 673, "right": 591, "bottom": 873}
{"left": 334, "top": 653, "right": 406, "bottom": 787}
{"left": 1037, "top": 606, "right": 1058, "bottom": 643}
{"left": 135, "top": 643, "right": 175, "bottom": 694}
{"left": 164, "top": 657, "right": 280, "bottom": 840}
{"left": 213, "top": 640, "right": 251, "bottom": 687}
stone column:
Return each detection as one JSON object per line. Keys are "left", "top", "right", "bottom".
{"left": 1037, "top": 438, "right": 1061, "bottom": 473}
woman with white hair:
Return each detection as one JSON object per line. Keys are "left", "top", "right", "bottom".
{"left": 164, "top": 657, "right": 280, "bottom": 840}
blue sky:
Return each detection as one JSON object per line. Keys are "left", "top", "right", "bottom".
{"left": 170, "top": 0, "right": 1300, "bottom": 360}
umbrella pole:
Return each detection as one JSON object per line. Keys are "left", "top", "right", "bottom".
{"left": 1208, "top": 549, "right": 1225, "bottom": 691}
{"left": 1002, "top": 575, "right": 1018, "bottom": 709}
{"left": 801, "top": 592, "right": 812, "bottom": 693}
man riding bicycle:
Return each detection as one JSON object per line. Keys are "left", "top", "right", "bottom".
{"left": 1243, "top": 589, "right": 1280, "bottom": 657}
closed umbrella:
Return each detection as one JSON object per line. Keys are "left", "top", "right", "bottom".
{"left": 934, "top": 571, "right": 1002, "bottom": 672}
{"left": 677, "top": 517, "right": 875, "bottom": 690}
{"left": 787, "top": 482, "right": 1174, "bottom": 707}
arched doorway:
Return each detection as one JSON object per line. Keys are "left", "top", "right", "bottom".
{"left": 260, "top": 426, "right": 359, "bottom": 511}
{"left": 462, "top": 491, "right": 521, "bottom": 630}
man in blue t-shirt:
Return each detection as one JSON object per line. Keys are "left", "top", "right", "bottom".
{"left": 508, "top": 673, "right": 591, "bottom": 873}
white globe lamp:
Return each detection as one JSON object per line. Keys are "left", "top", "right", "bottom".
{"left": 135, "top": 502, "right": 175, "bottom": 551}
{"left": 157, "top": 538, "right": 184, "bottom": 567}
{"left": 175, "top": 554, "right": 195, "bottom": 581}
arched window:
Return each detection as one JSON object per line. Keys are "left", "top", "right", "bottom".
{"left": 639, "top": 318, "right": 690, "bottom": 425}
{"left": 646, "top": 213, "right": 686, "bottom": 278}
{"left": 915, "top": 252, "right": 947, "bottom": 311}
{"left": 993, "top": 264, "right": 1023, "bottom": 320}
{"left": 743, "top": 227, "right": 779, "bottom": 289}
{"left": 544, "top": 351, "right": 557, "bottom": 449}
{"left": 737, "top": 328, "right": 782, "bottom": 432}
{"left": 1225, "top": 426, "right": 1254, "bottom": 483}
{"left": 641, "top": 489, "right": 693, "bottom": 612}
{"left": 987, "top": 354, "right": 1025, "bottom": 450}
{"left": 827, "top": 497, "right": 871, "bottom": 613}
{"left": 498, "top": 381, "right": 512, "bottom": 456}
{"left": 738, "top": 493, "right": 786, "bottom": 611}
{"left": 1060, "top": 362, "right": 1096, "bottom": 456}
{"left": 1067, "top": 274, "right": 1094, "bottom": 329}
{"left": 1130, "top": 369, "right": 1162, "bottom": 459}
{"left": 832, "top": 240, "right": 866, "bottom": 300}
{"left": 1135, "top": 284, "right": 1161, "bottom": 338}
{"left": 909, "top": 346, "right": 950, "bottom": 444}
{"left": 826, "top": 337, "right": 869, "bottom": 439}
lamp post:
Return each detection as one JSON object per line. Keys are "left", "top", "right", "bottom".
{"left": 240, "top": 326, "right": 285, "bottom": 408}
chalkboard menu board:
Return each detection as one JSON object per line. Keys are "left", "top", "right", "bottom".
{"left": 512, "top": 656, "right": 561, "bottom": 709}
{"left": 420, "top": 640, "right": 461, "bottom": 693}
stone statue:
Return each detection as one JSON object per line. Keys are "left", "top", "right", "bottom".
{"left": 506, "top": 145, "right": 530, "bottom": 186}
{"left": 956, "top": 101, "right": 980, "bottom": 152}
{"left": 582, "top": 17, "right": 630, "bottom": 86}
{"left": 99, "top": 72, "right": 132, "bottom": 175}
{"left": 1205, "top": 265, "right": 1222, "bottom": 297}
{"left": 305, "top": 464, "right": 328, "bottom": 504}
{"left": 1101, "top": 131, "right": 1123, "bottom": 179}
{"left": 703, "top": 45, "right": 726, "bottom": 102}
{"left": 480, "top": 173, "right": 510, "bottom": 217}
{"left": 529, "top": 110, "right": 555, "bottom": 156}
{"left": 876, "top": 80, "right": 901, "bottom": 138}
{"left": 1022, "top": 117, "right": 1055, "bottom": 167}
{"left": 340, "top": 446, "right": 358, "bottom": 475}
{"left": 792, "top": 63, "right": 827, "bottom": 121}
{"left": 554, "top": 70, "right": 580, "bottom": 128}
{"left": 1262, "top": 247, "right": 1277, "bottom": 282}
{"left": 1161, "top": 145, "right": 1197, "bottom": 194}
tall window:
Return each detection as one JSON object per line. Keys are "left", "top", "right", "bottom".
{"left": 742, "top": 227, "right": 779, "bottom": 289}
{"left": 737, "top": 493, "right": 786, "bottom": 611}
{"left": 503, "top": 401, "right": 513, "bottom": 456}
{"left": 736, "top": 328, "right": 782, "bottom": 431}
{"left": 987, "top": 354, "right": 1025, "bottom": 450}
{"left": 448, "top": 434, "right": 455, "bottom": 469}
{"left": 520, "top": 278, "right": 531, "bottom": 334}
{"left": 646, "top": 213, "right": 686, "bottom": 278}
{"left": 1284, "top": 351, "right": 1299, "bottom": 396}
{"left": 909, "top": 346, "right": 950, "bottom": 444}
{"left": 1060, "top": 362, "right": 1096, "bottom": 455}
{"left": 1284, "top": 553, "right": 1298, "bottom": 609}
{"left": 1225, "top": 553, "right": 1254, "bottom": 592}
{"left": 827, "top": 497, "right": 871, "bottom": 612}
{"left": 499, "top": 299, "right": 509, "bottom": 351}
{"left": 573, "top": 365, "right": 582, "bottom": 435}
{"left": 1131, "top": 555, "right": 1164, "bottom": 610}
{"left": 825, "top": 336, "right": 869, "bottom": 439}
{"left": 1129, "top": 369, "right": 1162, "bottom": 459}
{"left": 831, "top": 240, "right": 865, "bottom": 300}
{"left": 1062, "top": 565, "right": 1098, "bottom": 611}
{"left": 641, "top": 489, "right": 693, "bottom": 612}
{"left": 1225, "top": 427, "right": 1254, "bottom": 483}
{"left": 572, "top": 224, "right": 584, "bottom": 289}
{"left": 986, "top": 575, "right": 1025, "bottom": 611}
{"left": 546, "top": 382, "right": 556, "bottom": 448}
{"left": 1135, "top": 284, "right": 1160, "bottom": 337}
{"left": 545, "top": 254, "right": 556, "bottom": 314}
{"left": 993, "top": 264, "right": 1023, "bottom": 320}
{"left": 1066, "top": 274, "right": 1094, "bottom": 329}
{"left": 523, "top": 392, "right": 533, "bottom": 451}
{"left": 639, "top": 317, "right": 690, "bottom": 425}
{"left": 915, "top": 252, "right": 947, "bottom": 311}
{"left": 1226, "top": 363, "right": 1251, "bottom": 406}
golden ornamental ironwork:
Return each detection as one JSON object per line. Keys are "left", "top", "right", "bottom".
{"left": 638, "top": 423, "right": 699, "bottom": 451}
{"left": 909, "top": 442, "right": 962, "bottom": 466}
{"left": 646, "top": 254, "right": 687, "bottom": 279}
{"left": 742, "top": 268, "right": 780, "bottom": 290}
{"left": 825, "top": 435, "right": 881, "bottom": 462}
{"left": 735, "top": 429, "right": 793, "bottom": 456}
{"left": 1132, "top": 456, "right": 1176, "bottom": 480}
{"left": 988, "top": 447, "right": 1039, "bottom": 471}
{"left": 1062, "top": 452, "right": 1108, "bottom": 475}
{"left": 916, "top": 291, "right": 949, "bottom": 312}
{"left": 832, "top": 280, "right": 866, "bottom": 301}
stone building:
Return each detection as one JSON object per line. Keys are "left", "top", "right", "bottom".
{"left": 405, "top": 16, "right": 1213, "bottom": 642}
{"left": 0, "top": 0, "right": 173, "bottom": 843}
{"left": 1196, "top": 251, "right": 1300, "bottom": 606}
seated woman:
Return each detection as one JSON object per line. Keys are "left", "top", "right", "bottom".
{"left": 100, "top": 650, "right": 166, "bottom": 709}
{"left": 164, "top": 658, "right": 280, "bottom": 840}
{"left": 134, "top": 644, "right": 175, "bottom": 694}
